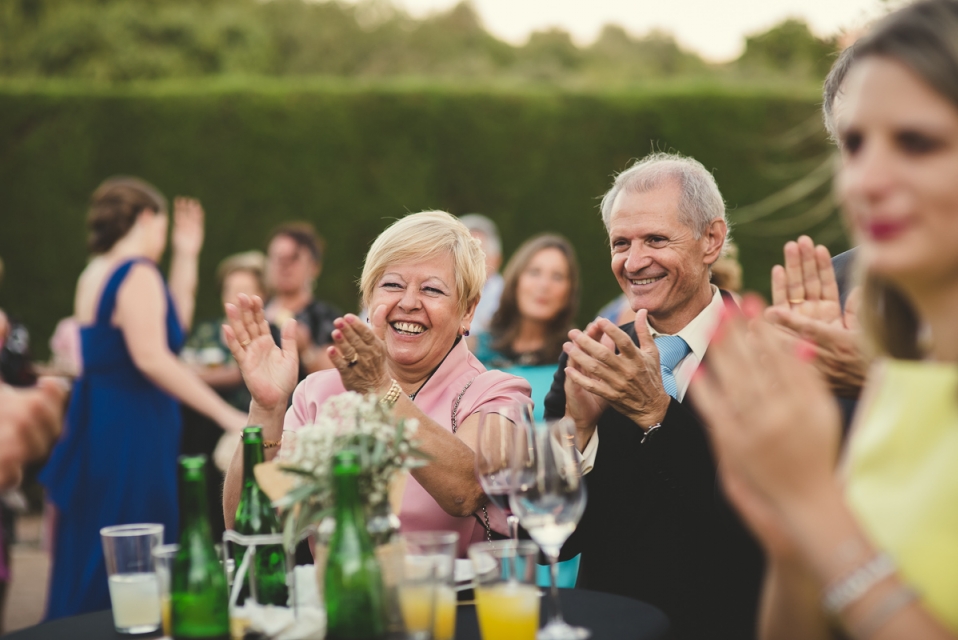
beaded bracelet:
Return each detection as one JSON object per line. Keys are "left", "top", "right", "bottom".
{"left": 823, "top": 553, "right": 896, "bottom": 613}
{"left": 263, "top": 440, "right": 281, "bottom": 449}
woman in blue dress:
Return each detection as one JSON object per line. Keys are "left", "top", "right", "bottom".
{"left": 471, "top": 233, "right": 581, "bottom": 587}
{"left": 472, "top": 234, "right": 580, "bottom": 420}
{"left": 39, "top": 177, "right": 247, "bottom": 619}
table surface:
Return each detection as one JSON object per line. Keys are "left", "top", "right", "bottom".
{"left": 1, "top": 588, "right": 670, "bottom": 640}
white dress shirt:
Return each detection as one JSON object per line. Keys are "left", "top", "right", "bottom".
{"left": 580, "top": 286, "right": 725, "bottom": 473}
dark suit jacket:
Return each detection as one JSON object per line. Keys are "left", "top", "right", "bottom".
{"left": 545, "top": 313, "right": 764, "bottom": 640}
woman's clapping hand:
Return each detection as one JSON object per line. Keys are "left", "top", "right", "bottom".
{"left": 224, "top": 293, "right": 299, "bottom": 412}
{"left": 327, "top": 307, "right": 391, "bottom": 395}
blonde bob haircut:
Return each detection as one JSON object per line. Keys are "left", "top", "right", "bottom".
{"left": 360, "top": 211, "right": 486, "bottom": 316}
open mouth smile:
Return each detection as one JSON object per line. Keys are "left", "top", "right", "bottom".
{"left": 391, "top": 321, "right": 427, "bottom": 336}
{"left": 629, "top": 275, "right": 666, "bottom": 286}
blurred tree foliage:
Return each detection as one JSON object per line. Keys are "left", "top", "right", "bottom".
{"left": 0, "top": 0, "right": 838, "bottom": 84}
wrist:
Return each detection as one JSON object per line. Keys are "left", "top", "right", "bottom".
{"left": 248, "top": 400, "right": 286, "bottom": 436}
{"left": 635, "top": 393, "right": 671, "bottom": 430}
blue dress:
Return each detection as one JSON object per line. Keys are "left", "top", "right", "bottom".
{"left": 40, "top": 259, "right": 185, "bottom": 619}
{"left": 471, "top": 331, "right": 580, "bottom": 587}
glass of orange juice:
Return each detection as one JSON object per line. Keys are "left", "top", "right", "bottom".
{"left": 399, "top": 531, "right": 459, "bottom": 640}
{"left": 469, "top": 540, "right": 541, "bottom": 640}
{"left": 151, "top": 543, "right": 178, "bottom": 637}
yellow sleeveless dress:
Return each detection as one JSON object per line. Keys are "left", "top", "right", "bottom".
{"left": 844, "top": 359, "right": 958, "bottom": 631}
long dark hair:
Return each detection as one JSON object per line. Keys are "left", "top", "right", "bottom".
{"left": 489, "top": 234, "right": 580, "bottom": 364}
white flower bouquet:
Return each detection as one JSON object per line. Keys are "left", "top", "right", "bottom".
{"left": 275, "top": 391, "right": 429, "bottom": 545}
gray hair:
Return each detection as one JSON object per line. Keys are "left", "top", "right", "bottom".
{"left": 458, "top": 213, "right": 501, "bottom": 257}
{"left": 599, "top": 152, "right": 728, "bottom": 245}
{"left": 822, "top": 44, "right": 858, "bottom": 145}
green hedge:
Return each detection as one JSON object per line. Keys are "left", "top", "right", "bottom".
{"left": 0, "top": 80, "right": 839, "bottom": 359}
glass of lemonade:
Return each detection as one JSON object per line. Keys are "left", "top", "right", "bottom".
{"left": 398, "top": 531, "right": 459, "bottom": 640}
{"left": 469, "top": 540, "right": 541, "bottom": 640}
{"left": 152, "top": 543, "right": 179, "bottom": 637}
{"left": 100, "top": 523, "right": 164, "bottom": 634}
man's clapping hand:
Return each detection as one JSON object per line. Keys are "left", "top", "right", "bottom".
{"left": 563, "top": 312, "right": 671, "bottom": 435}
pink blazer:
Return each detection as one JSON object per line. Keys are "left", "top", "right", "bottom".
{"left": 285, "top": 338, "right": 532, "bottom": 556}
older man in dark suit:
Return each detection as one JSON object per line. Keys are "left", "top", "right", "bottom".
{"left": 545, "top": 152, "right": 763, "bottom": 639}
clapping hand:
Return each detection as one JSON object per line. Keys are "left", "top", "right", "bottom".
{"left": 171, "top": 197, "right": 205, "bottom": 258}
{"left": 563, "top": 313, "right": 671, "bottom": 430}
{"left": 326, "top": 307, "right": 390, "bottom": 395}
{"left": 765, "top": 236, "right": 867, "bottom": 397}
{"left": 224, "top": 294, "right": 299, "bottom": 412}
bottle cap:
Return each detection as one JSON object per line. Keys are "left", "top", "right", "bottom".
{"left": 242, "top": 426, "right": 264, "bottom": 442}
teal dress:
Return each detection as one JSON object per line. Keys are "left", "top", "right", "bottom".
{"left": 40, "top": 259, "right": 184, "bottom": 619}
{"left": 471, "top": 331, "right": 581, "bottom": 588}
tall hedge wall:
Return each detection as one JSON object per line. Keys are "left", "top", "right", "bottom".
{"left": 0, "top": 81, "right": 837, "bottom": 358}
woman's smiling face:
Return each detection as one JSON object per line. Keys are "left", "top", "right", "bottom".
{"left": 838, "top": 56, "right": 958, "bottom": 294}
{"left": 369, "top": 254, "right": 474, "bottom": 375}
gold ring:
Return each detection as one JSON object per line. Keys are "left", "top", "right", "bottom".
{"left": 788, "top": 298, "right": 805, "bottom": 305}
{"left": 348, "top": 355, "right": 359, "bottom": 367}
{"left": 240, "top": 339, "right": 251, "bottom": 348}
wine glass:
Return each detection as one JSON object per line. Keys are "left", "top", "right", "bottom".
{"left": 510, "top": 414, "right": 589, "bottom": 640}
{"left": 475, "top": 404, "right": 533, "bottom": 540}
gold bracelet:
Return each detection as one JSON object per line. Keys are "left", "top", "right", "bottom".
{"left": 379, "top": 379, "right": 402, "bottom": 408}
{"left": 263, "top": 440, "right": 281, "bottom": 449}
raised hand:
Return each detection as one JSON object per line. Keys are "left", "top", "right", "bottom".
{"left": 326, "top": 307, "right": 390, "bottom": 395}
{"left": 171, "top": 197, "right": 205, "bottom": 258}
{"left": 766, "top": 236, "right": 868, "bottom": 397}
{"left": 223, "top": 293, "right": 299, "bottom": 412}
{"left": 564, "top": 313, "right": 671, "bottom": 430}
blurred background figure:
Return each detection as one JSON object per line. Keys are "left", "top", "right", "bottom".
{"left": 709, "top": 239, "right": 744, "bottom": 299}
{"left": 180, "top": 250, "right": 279, "bottom": 540}
{"left": 459, "top": 214, "right": 504, "bottom": 334}
{"left": 263, "top": 222, "right": 340, "bottom": 378}
{"left": 472, "top": 234, "right": 580, "bottom": 421}
{"left": 46, "top": 317, "right": 81, "bottom": 379}
{"left": 38, "top": 177, "right": 246, "bottom": 620}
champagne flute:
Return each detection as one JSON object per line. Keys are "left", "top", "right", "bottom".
{"left": 475, "top": 405, "right": 532, "bottom": 540}
{"left": 510, "top": 414, "right": 589, "bottom": 640}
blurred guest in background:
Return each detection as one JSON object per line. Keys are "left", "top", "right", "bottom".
{"left": 223, "top": 211, "right": 531, "bottom": 556}
{"left": 472, "top": 234, "right": 579, "bottom": 421}
{"left": 594, "top": 293, "right": 635, "bottom": 326}
{"left": 181, "top": 250, "right": 279, "bottom": 539}
{"left": 459, "top": 214, "right": 504, "bottom": 333}
{"left": 0, "top": 380, "right": 67, "bottom": 629}
{"left": 264, "top": 222, "right": 340, "bottom": 377}
{"left": 39, "top": 177, "right": 246, "bottom": 619}
{"left": 47, "top": 317, "right": 81, "bottom": 378}
{"left": 692, "top": 1, "right": 958, "bottom": 635}
{"left": 709, "top": 239, "right": 743, "bottom": 298}
{"left": 546, "top": 153, "right": 763, "bottom": 639}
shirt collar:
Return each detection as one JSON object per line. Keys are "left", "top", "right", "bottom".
{"left": 646, "top": 285, "right": 724, "bottom": 361}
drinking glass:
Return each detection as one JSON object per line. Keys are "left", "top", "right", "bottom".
{"left": 100, "top": 523, "right": 164, "bottom": 634}
{"left": 510, "top": 417, "right": 589, "bottom": 640}
{"left": 398, "top": 531, "right": 458, "bottom": 640}
{"left": 152, "top": 543, "right": 178, "bottom": 637}
{"left": 476, "top": 404, "right": 534, "bottom": 539}
{"left": 468, "top": 540, "right": 541, "bottom": 640}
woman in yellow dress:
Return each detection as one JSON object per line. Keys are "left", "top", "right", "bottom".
{"left": 688, "top": 1, "right": 958, "bottom": 637}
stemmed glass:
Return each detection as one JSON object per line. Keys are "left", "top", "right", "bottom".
{"left": 510, "top": 410, "right": 589, "bottom": 640}
{"left": 475, "top": 404, "right": 531, "bottom": 540}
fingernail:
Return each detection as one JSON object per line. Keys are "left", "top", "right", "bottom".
{"left": 344, "top": 314, "right": 356, "bottom": 324}
{"left": 332, "top": 329, "right": 343, "bottom": 341}
{"left": 794, "top": 339, "right": 816, "bottom": 362}
{"left": 334, "top": 318, "right": 344, "bottom": 328}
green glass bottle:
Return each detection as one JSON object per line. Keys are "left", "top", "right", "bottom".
{"left": 325, "top": 450, "right": 387, "bottom": 640}
{"left": 234, "top": 426, "right": 288, "bottom": 606}
{"left": 171, "top": 455, "right": 230, "bottom": 640}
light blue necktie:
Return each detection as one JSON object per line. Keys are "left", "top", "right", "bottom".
{"left": 654, "top": 335, "right": 691, "bottom": 400}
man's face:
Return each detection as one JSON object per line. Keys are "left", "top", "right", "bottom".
{"left": 266, "top": 235, "right": 318, "bottom": 295}
{"left": 469, "top": 230, "right": 501, "bottom": 278}
{"left": 608, "top": 182, "right": 724, "bottom": 333}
